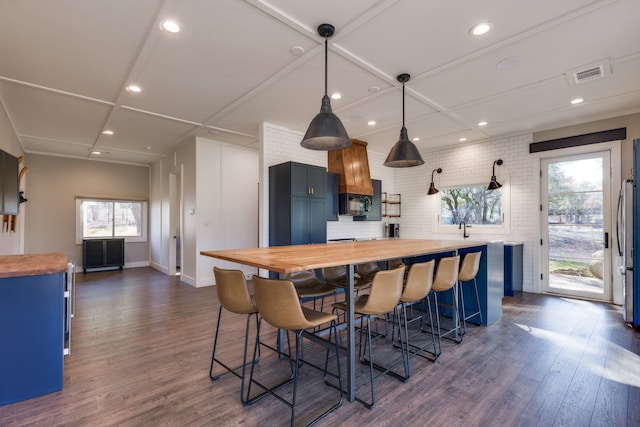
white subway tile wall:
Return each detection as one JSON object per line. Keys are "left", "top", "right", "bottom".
{"left": 395, "top": 134, "right": 534, "bottom": 291}
{"left": 262, "top": 122, "right": 535, "bottom": 292}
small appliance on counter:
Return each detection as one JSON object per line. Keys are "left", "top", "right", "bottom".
{"left": 385, "top": 223, "right": 399, "bottom": 238}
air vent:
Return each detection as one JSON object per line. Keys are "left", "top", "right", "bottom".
{"left": 568, "top": 60, "right": 610, "bottom": 85}
{"left": 574, "top": 66, "right": 603, "bottom": 83}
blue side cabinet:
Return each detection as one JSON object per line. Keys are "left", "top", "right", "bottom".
{"left": 504, "top": 242, "right": 523, "bottom": 296}
{"left": 0, "top": 269, "right": 65, "bottom": 406}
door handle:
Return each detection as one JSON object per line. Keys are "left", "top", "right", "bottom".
{"left": 604, "top": 232, "right": 609, "bottom": 249}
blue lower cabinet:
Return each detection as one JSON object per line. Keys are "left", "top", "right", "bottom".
{"left": 0, "top": 273, "right": 64, "bottom": 406}
{"left": 403, "top": 242, "right": 504, "bottom": 326}
{"left": 504, "top": 243, "right": 523, "bottom": 296}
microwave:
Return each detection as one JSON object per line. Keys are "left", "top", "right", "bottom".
{"left": 339, "top": 193, "right": 372, "bottom": 216}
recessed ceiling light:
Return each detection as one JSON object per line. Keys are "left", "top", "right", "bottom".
{"left": 160, "top": 20, "right": 180, "bottom": 33}
{"left": 412, "top": 137, "right": 420, "bottom": 142}
{"left": 496, "top": 56, "right": 524, "bottom": 70}
{"left": 101, "top": 130, "right": 114, "bottom": 135}
{"left": 459, "top": 137, "right": 467, "bottom": 142}
{"left": 470, "top": 22, "right": 492, "bottom": 36}
{"left": 478, "top": 121, "right": 488, "bottom": 127}
{"left": 145, "top": 146, "right": 152, "bottom": 150}
{"left": 367, "top": 120, "right": 376, "bottom": 126}
{"left": 571, "top": 98, "right": 584, "bottom": 104}
{"left": 331, "top": 93, "right": 342, "bottom": 100}
{"left": 290, "top": 46, "right": 305, "bottom": 56}
{"left": 368, "top": 86, "right": 380, "bottom": 94}
{"left": 91, "top": 151, "right": 101, "bottom": 155}
{"left": 125, "top": 85, "right": 142, "bottom": 93}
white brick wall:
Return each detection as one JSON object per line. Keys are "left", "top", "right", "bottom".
{"left": 260, "top": 122, "right": 536, "bottom": 292}
{"left": 395, "top": 134, "right": 535, "bottom": 291}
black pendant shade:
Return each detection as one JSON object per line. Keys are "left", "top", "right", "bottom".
{"left": 427, "top": 167, "right": 442, "bottom": 195}
{"left": 301, "top": 24, "right": 352, "bottom": 151}
{"left": 487, "top": 159, "right": 504, "bottom": 190}
{"left": 384, "top": 74, "right": 424, "bottom": 167}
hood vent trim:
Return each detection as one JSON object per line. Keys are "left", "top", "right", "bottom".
{"left": 328, "top": 139, "right": 374, "bottom": 196}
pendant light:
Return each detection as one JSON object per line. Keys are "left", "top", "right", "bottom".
{"left": 383, "top": 73, "right": 424, "bottom": 167}
{"left": 300, "top": 24, "right": 352, "bottom": 151}
{"left": 487, "top": 159, "right": 504, "bottom": 190}
{"left": 427, "top": 168, "right": 442, "bottom": 195}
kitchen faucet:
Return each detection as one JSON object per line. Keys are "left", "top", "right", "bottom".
{"left": 459, "top": 221, "right": 470, "bottom": 239}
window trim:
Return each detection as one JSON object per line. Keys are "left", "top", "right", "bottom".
{"left": 432, "top": 175, "right": 511, "bottom": 236}
{"left": 75, "top": 198, "right": 148, "bottom": 244}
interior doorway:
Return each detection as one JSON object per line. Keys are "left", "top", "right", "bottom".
{"left": 540, "top": 151, "right": 612, "bottom": 301}
{"left": 169, "top": 168, "right": 182, "bottom": 276}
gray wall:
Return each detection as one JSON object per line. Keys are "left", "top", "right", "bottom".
{"left": 0, "top": 99, "right": 24, "bottom": 255}
{"left": 24, "top": 154, "right": 149, "bottom": 267}
{"left": 533, "top": 112, "right": 640, "bottom": 181}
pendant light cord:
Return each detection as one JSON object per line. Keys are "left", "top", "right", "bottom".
{"left": 402, "top": 83, "right": 406, "bottom": 126}
{"left": 324, "top": 37, "right": 328, "bottom": 96}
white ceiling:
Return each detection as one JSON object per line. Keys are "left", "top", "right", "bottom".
{"left": 1, "top": 0, "right": 639, "bottom": 165}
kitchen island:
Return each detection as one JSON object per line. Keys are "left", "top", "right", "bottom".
{"left": 201, "top": 238, "right": 503, "bottom": 402}
{"left": 0, "top": 253, "right": 69, "bottom": 406}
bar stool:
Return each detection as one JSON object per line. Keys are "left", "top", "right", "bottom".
{"left": 332, "top": 265, "right": 406, "bottom": 409}
{"left": 249, "top": 275, "right": 343, "bottom": 427}
{"left": 281, "top": 270, "right": 337, "bottom": 311}
{"left": 425, "top": 256, "right": 461, "bottom": 355}
{"left": 209, "top": 267, "right": 262, "bottom": 405}
{"left": 355, "top": 261, "right": 381, "bottom": 287}
{"left": 322, "top": 265, "right": 371, "bottom": 293}
{"left": 393, "top": 260, "right": 437, "bottom": 370}
{"left": 458, "top": 252, "right": 482, "bottom": 334}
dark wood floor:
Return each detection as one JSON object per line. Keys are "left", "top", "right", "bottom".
{"left": 1, "top": 267, "right": 639, "bottom": 426}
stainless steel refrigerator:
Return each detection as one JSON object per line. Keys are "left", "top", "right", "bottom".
{"left": 616, "top": 178, "right": 634, "bottom": 323}
{"left": 628, "top": 139, "right": 640, "bottom": 327}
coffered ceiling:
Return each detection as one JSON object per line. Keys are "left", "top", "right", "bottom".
{"left": 1, "top": 0, "right": 639, "bottom": 165}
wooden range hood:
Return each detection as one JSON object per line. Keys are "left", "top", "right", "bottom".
{"left": 328, "top": 139, "right": 373, "bottom": 195}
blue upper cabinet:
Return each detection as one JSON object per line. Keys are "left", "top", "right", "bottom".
{"left": 327, "top": 172, "right": 339, "bottom": 221}
{"left": 269, "top": 161, "right": 327, "bottom": 246}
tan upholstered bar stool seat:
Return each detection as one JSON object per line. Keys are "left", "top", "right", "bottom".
{"left": 248, "top": 276, "right": 342, "bottom": 426}
{"left": 458, "top": 252, "right": 483, "bottom": 334}
{"left": 332, "top": 265, "right": 406, "bottom": 409}
{"left": 394, "top": 260, "right": 438, "bottom": 369}
{"left": 209, "top": 267, "right": 262, "bottom": 405}
{"left": 355, "top": 261, "right": 381, "bottom": 287}
{"left": 428, "top": 256, "right": 462, "bottom": 354}
{"left": 282, "top": 270, "right": 336, "bottom": 311}
{"left": 322, "top": 265, "right": 370, "bottom": 291}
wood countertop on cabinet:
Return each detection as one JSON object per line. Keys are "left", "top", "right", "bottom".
{"left": 201, "top": 238, "right": 488, "bottom": 274}
{"left": 0, "top": 252, "right": 68, "bottom": 278}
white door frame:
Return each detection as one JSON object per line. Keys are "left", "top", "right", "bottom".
{"left": 168, "top": 165, "right": 183, "bottom": 277}
{"left": 532, "top": 140, "right": 622, "bottom": 302}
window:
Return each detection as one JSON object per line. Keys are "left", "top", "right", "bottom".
{"left": 434, "top": 180, "right": 510, "bottom": 235}
{"left": 440, "top": 185, "right": 503, "bottom": 225}
{"left": 76, "top": 198, "right": 147, "bottom": 243}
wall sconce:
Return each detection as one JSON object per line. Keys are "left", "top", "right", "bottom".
{"left": 427, "top": 168, "right": 442, "bottom": 195}
{"left": 487, "top": 159, "right": 504, "bottom": 190}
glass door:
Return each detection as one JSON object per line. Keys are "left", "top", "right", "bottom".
{"left": 541, "top": 151, "right": 612, "bottom": 301}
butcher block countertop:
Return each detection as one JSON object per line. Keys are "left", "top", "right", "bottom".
{"left": 201, "top": 238, "right": 489, "bottom": 274}
{"left": 0, "top": 253, "right": 68, "bottom": 279}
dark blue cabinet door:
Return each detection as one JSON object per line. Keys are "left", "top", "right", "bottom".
{"left": 1, "top": 273, "right": 64, "bottom": 406}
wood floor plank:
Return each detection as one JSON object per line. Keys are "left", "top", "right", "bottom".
{"left": 0, "top": 268, "right": 638, "bottom": 427}
{"left": 591, "top": 378, "right": 629, "bottom": 427}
